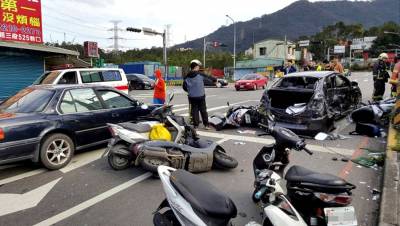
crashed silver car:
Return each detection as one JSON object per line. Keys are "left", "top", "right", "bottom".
{"left": 259, "top": 71, "right": 362, "bottom": 134}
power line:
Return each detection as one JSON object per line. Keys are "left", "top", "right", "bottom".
{"left": 42, "top": 4, "right": 109, "bottom": 30}
{"left": 43, "top": 12, "right": 109, "bottom": 32}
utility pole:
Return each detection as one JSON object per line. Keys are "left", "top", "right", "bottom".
{"left": 284, "top": 35, "right": 287, "bottom": 60}
{"left": 203, "top": 37, "right": 206, "bottom": 68}
{"left": 226, "top": 15, "right": 236, "bottom": 80}
{"left": 109, "top": 20, "right": 123, "bottom": 53}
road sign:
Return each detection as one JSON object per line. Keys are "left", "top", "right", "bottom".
{"left": 334, "top": 45, "right": 346, "bottom": 54}
{"left": 299, "top": 40, "right": 310, "bottom": 47}
{"left": 84, "top": 41, "right": 99, "bottom": 58}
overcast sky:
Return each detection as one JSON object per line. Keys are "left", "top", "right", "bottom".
{"left": 40, "top": 0, "right": 367, "bottom": 51}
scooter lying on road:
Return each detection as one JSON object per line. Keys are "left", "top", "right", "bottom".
{"left": 348, "top": 97, "right": 394, "bottom": 137}
{"left": 103, "top": 97, "right": 238, "bottom": 173}
{"left": 253, "top": 124, "right": 357, "bottom": 226}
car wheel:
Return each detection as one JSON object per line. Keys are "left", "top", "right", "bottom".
{"left": 235, "top": 87, "right": 240, "bottom": 91}
{"left": 253, "top": 84, "right": 257, "bottom": 90}
{"left": 216, "top": 82, "right": 222, "bottom": 88}
{"left": 40, "top": 133, "right": 74, "bottom": 170}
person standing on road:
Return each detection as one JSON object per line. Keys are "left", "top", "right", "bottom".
{"left": 389, "top": 56, "right": 400, "bottom": 97}
{"left": 153, "top": 69, "right": 166, "bottom": 105}
{"left": 372, "top": 53, "right": 390, "bottom": 101}
{"left": 282, "top": 60, "right": 296, "bottom": 75}
{"left": 183, "top": 59, "right": 210, "bottom": 129}
{"left": 331, "top": 56, "right": 344, "bottom": 73}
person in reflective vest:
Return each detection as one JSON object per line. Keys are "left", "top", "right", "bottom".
{"left": 372, "top": 53, "right": 390, "bottom": 101}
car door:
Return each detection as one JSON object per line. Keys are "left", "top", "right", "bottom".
{"left": 333, "top": 74, "right": 352, "bottom": 112}
{"left": 59, "top": 88, "right": 109, "bottom": 148}
{"left": 96, "top": 89, "right": 149, "bottom": 123}
{"left": 324, "top": 75, "right": 338, "bottom": 113}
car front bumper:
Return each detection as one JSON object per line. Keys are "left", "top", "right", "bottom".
{"left": 235, "top": 83, "right": 254, "bottom": 90}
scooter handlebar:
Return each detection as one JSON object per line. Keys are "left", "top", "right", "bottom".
{"left": 303, "top": 147, "right": 313, "bottom": 155}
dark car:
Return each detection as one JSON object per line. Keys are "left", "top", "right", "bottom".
{"left": 260, "top": 71, "right": 361, "bottom": 134}
{"left": 235, "top": 74, "right": 268, "bottom": 91}
{"left": 202, "top": 75, "right": 228, "bottom": 88}
{"left": 0, "top": 85, "right": 155, "bottom": 170}
{"left": 126, "top": 73, "right": 155, "bottom": 91}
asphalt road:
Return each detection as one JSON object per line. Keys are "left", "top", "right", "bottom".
{"left": 0, "top": 72, "right": 389, "bottom": 226}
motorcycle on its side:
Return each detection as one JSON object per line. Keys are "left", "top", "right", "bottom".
{"left": 103, "top": 94, "right": 238, "bottom": 173}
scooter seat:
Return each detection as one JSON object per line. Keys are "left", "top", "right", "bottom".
{"left": 119, "top": 122, "right": 152, "bottom": 133}
{"left": 170, "top": 169, "right": 237, "bottom": 219}
{"left": 285, "top": 165, "right": 347, "bottom": 187}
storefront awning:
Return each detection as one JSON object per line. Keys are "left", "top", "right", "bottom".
{"left": 0, "top": 41, "right": 79, "bottom": 56}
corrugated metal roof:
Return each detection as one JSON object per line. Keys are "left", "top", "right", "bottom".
{"left": 0, "top": 41, "right": 79, "bottom": 56}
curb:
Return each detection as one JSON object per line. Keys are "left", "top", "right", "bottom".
{"left": 379, "top": 125, "right": 400, "bottom": 226}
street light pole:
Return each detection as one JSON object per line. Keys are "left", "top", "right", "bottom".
{"left": 226, "top": 15, "right": 236, "bottom": 80}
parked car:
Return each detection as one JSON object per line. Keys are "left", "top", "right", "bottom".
{"left": 126, "top": 73, "right": 155, "bottom": 91}
{"left": 0, "top": 85, "right": 155, "bottom": 170}
{"left": 33, "top": 68, "right": 129, "bottom": 94}
{"left": 235, "top": 74, "right": 268, "bottom": 91}
{"left": 259, "top": 71, "right": 362, "bottom": 134}
{"left": 202, "top": 75, "right": 228, "bottom": 88}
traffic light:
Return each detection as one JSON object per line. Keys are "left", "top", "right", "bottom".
{"left": 126, "top": 27, "right": 142, "bottom": 33}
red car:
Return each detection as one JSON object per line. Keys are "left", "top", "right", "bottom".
{"left": 235, "top": 74, "right": 268, "bottom": 91}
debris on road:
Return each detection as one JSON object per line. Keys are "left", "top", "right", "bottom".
{"left": 234, "top": 141, "right": 246, "bottom": 145}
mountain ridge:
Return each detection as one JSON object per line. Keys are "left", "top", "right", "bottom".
{"left": 174, "top": 0, "right": 400, "bottom": 52}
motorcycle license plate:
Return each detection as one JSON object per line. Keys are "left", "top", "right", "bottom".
{"left": 324, "top": 206, "right": 357, "bottom": 226}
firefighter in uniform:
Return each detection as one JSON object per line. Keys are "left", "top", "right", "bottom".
{"left": 372, "top": 53, "right": 389, "bottom": 101}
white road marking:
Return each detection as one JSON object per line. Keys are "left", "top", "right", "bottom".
{"left": 173, "top": 107, "right": 189, "bottom": 113}
{"left": 206, "top": 95, "right": 217, "bottom": 98}
{"left": 60, "top": 149, "right": 104, "bottom": 173}
{"left": 173, "top": 104, "right": 188, "bottom": 107}
{"left": 0, "top": 169, "right": 47, "bottom": 186}
{"left": 197, "top": 131, "right": 352, "bottom": 156}
{"left": 180, "top": 100, "right": 258, "bottom": 117}
{"left": 363, "top": 79, "right": 369, "bottom": 82}
{"left": 0, "top": 178, "right": 61, "bottom": 217}
{"left": 33, "top": 173, "right": 152, "bottom": 226}
{"left": 216, "top": 138, "right": 230, "bottom": 144}
{"left": 0, "top": 149, "right": 104, "bottom": 185}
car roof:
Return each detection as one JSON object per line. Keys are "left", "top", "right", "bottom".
{"left": 50, "top": 68, "right": 123, "bottom": 73}
{"left": 284, "top": 71, "right": 335, "bottom": 78}
{"left": 29, "top": 84, "right": 113, "bottom": 90}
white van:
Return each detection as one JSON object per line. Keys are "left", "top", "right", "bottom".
{"left": 34, "top": 68, "right": 129, "bottom": 94}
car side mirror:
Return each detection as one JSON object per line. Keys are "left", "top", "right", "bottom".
{"left": 351, "top": 81, "right": 358, "bottom": 86}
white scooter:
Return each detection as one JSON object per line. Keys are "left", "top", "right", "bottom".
{"left": 153, "top": 165, "right": 306, "bottom": 226}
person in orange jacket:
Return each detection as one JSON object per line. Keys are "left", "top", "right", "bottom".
{"left": 153, "top": 69, "right": 166, "bottom": 104}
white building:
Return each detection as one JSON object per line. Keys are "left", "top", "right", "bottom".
{"left": 253, "top": 39, "right": 296, "bottom": 60}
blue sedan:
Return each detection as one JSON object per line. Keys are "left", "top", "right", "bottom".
{"left": 0, "top": 85, "right": 155, "bottom": 170}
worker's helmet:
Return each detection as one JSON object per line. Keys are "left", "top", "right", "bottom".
{"left": 190, "top": 59, "right": 202, "bottom": 67}
{"left": 378, "top": 53, "right": 388, "bottom": 60}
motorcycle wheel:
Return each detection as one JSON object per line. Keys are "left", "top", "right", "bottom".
{"left": 140, "top": 157, "right": 170, "bottom": 173}
{"left": 108, "top": 145, "right": 131, "bottom": 170}
{"left": 212, "top": 146, "right": 238, "bottom": 169}
{"left": 153, "top": 209, "right": 181, "bottom": 226}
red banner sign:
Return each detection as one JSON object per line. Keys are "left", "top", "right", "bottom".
{"left": 0, "top": 0, "right": 43, "bottom": 44}
{"left": 84, "top": 41, "right": 99, "bottom": 58}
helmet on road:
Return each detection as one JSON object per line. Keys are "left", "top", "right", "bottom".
{"left": 190, "top": 59, "right": 202, "bottom": 67}
{"left": 378, "top": 53, "right": 388, "bottom": 60}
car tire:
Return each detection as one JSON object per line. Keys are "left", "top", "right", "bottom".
{"left": 235, "top": 87, "right": 240, "bottom": 91}
{"left": 40, "top": 133, "right": 74, "bottom": 170}
{"left": 216, "top": 82, "right": 222, "bottom": 88}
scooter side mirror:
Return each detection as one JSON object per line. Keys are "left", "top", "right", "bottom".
{"left": 315, "top": 132, "right": 329, "bottom": 141}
